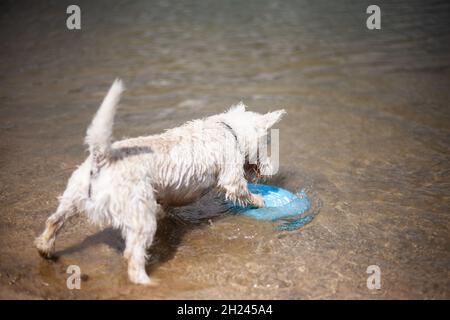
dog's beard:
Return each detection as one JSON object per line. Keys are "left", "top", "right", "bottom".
{"left": 244, "top": 159, "right": 262, "bottom": 182}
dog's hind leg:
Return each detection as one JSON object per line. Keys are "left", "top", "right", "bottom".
{"left": 123, "top": 183, "right": 158, "bottom": 285}
{"left": 35, "top": 169, "right": 85, "bottom": 258}
{"left": 34, "top": 194, "right": 78, "bottom": 258}
{"left": 124, "top": 224, "right": 156, "bottom": 285}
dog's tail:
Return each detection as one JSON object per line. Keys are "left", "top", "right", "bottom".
{"left": 85, "top": 78, "right": 124, "bottom": 165}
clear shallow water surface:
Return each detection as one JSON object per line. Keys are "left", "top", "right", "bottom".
{"left": 0, "top": 0, "right": 449, "bottom": 299}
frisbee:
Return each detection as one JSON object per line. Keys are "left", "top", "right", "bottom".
{"left": 228, "top": 184, "right": 315, "bottom": 231}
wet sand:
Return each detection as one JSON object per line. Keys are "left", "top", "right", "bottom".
{"left": 0, "top": 0, "right": 449, "bottom": 299}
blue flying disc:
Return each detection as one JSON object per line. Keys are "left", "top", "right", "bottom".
{"left": 228, "top": 184, "right": 315, "bottom": 231}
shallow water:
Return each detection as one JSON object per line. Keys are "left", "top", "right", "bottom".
{"left": 0, "top": 0, "right": 449, "bottom": 299}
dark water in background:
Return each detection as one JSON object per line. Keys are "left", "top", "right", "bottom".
{"left": 0, "top": 0, "right": 449, "bottom": 298}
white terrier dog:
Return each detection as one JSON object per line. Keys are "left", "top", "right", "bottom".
{"left": 35, "top": 79, "right": 286, "bottom": 285}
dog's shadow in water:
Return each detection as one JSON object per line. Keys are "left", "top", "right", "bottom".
{"left": 55, "top": 216, "right": 194, "bottom": 274}
{"left": 54, "top": 169, "right": 293, "bottom": 275}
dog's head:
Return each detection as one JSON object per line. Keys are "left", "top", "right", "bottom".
{"left": 221, "top": 102, "right": 286, "bottom": 181}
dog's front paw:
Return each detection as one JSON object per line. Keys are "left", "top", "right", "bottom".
{"left": 251, "top": 194, "right": 265, "bottom": 208}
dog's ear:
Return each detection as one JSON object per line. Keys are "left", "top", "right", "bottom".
{"left": 264, "top": 109, "right": 286, "bottom": 129}
{"left": 228, "top": 101, "right": 247, "bottom": 113}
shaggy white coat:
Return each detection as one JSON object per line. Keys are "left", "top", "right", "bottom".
{"left": 35, "top": 79, "right": 286, "bottom": 285}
